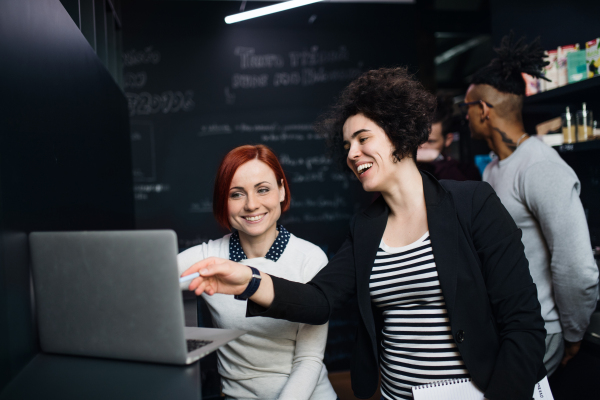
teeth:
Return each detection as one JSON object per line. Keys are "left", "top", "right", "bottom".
{"left": 244, "top": 215, "right": 264, "bottom": 222}
{"left": 357, "top": 163, "right": 373, "bottom": 173}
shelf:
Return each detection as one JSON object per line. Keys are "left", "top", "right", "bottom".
{"left": 524, "top": 76, "right": 600, "bottom": 105}
{"left": 553, "top": 139, "right": 600, "bottom": 153}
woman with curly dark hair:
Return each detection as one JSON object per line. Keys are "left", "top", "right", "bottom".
{"left": 181, "top": 67, "right": 547, "bottom": 400}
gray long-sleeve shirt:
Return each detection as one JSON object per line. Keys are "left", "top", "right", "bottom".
{"left": 484, "top": 137, "right": 598, "bottom": 342}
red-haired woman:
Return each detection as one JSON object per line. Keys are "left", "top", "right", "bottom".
{"left": 178, "top": 144, "right": 337, "bottom": 400}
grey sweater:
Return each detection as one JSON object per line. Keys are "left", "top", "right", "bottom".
{"left": 483, "top": 137, "right": 598, "bottom": 342}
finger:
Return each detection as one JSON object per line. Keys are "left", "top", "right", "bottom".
{"left": 198, "top": 260, "right": 235, "bottom": 277}
{"left": 194, "top": 280, "right": 210, "bottom": 296}
{"left": 181, "top": 257, "right": 222, "bottom": 276}
{"left": 188, "top": 276, "right": 204, "bottom": 291}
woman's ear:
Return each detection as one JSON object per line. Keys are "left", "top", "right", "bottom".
{"left": 279, "top": 179, "right": 285, "bottom": 202}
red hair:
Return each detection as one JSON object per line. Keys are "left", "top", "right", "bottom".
{"left": 213, "top": 145, "right": 291, "bottom": 230}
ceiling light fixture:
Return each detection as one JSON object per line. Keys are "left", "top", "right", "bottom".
{"left": 225, "top": 0, "right": 325, "bottom": 24}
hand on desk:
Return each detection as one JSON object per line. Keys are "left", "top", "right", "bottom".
{"left": 181, "top": 257, "right": 275, "bottom": 307}
{"left": 561, "top": 340, "right": 581, "bottom": 367}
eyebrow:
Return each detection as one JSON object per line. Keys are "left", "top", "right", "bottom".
{"left": 229, "top": 181, "right": 271, "bottom": 191}
{"left": 343, "top": 129, "right": 370, "bottom": 144}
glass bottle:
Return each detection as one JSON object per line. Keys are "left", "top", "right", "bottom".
{"left": 576, "top": 103, "right": 593, "bottom": 142}
{"left": 562, "top": 106, "right": 576, "bottom": 144}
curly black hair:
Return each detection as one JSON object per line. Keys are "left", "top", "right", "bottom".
{"left": 471, "top": 32, "right": 549, "bottom": 95}
{"left": 315, "top": 67, "right": 436, "bottom": 169}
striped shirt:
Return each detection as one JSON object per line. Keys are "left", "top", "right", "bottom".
{"left": 369, "top": 232, "right": 470, "bottom": 399}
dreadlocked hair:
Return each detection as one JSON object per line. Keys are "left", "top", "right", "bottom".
{"left": 471, "top": 32, "right": 549, "bottom": 96}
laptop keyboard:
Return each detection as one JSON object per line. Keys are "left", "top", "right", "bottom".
{"left": 186, "top": 339, "right": 213, "bottom": 353}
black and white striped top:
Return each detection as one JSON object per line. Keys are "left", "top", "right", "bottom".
{"left": 369, "top": 232, "right": 470, "bottom": 400}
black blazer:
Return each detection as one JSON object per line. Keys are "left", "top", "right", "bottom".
{"left": 249, "top": 172, "right": 547, "bottom": 400}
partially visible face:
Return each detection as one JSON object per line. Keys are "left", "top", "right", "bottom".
{"left": 416, "top": 122, "right": 448, "bottom": 163}
{"left": 420, "top": 122, "right": 445, "bottom": 153}
{"left": 227, "top": 159, "right": 285, "bottom": 238}
{"left": 342, "top": 114, "right": 398, "bottom": 192}
{"left": 465, "top": 84, "right": 486, "bottom": 140}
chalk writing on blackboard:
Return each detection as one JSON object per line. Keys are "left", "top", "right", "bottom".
{"left": 234, "top": 47, "right": 285, "bottom": 69}
{"left": 233, "top": 45, "right": 350, "bottom": 69}
{"left": 231, "top": 73, "right": 269, "bottom": 89}
{"left": 225, "top": 45, "right": 361, "bottom": 101}
{"left": 134, "top": 183, "right": 170, "bottom": 201}
{"left": 123, "top": 47, "right": 161, "bottom": 67}
{"left": 189, "top": 199, "right": 213, "bottom": 213}
{"left": 124, "top": 71, "right": 148, "bottom": 89}
{"left": 126, "top": 90, "right": 195, "bottom": 116}
{"left": 291, "top": 195, "right": 347, "bottom": 208}
{"left": 198, "top": 124, "right": 233, "bottom": 137}
{"left": 288, "top": 46, "right": 349, "bottom": 67}
{"left": 280, "top": 154, "right": 332, "bottom": 170}
{"left": 290, "top": 171, "right": 326, "bottom": 183}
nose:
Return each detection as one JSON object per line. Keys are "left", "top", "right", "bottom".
{"left": 245, "top": 192, "right": 258, "bottom": 211}
{"left": 347, "top": 141, "right": 362, "bottom": 162}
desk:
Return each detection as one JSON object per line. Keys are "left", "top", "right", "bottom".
{"left": 0, "top": 353, "right": 201, "bottom": 400}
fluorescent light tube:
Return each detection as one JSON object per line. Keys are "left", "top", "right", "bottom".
{"left": 225, "top": 0, "right": 325, "bottom": 24}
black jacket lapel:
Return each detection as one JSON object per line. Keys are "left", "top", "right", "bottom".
{"left": 354, "top": 195, "right": 388, "bottom": 357}
{"left": 422, "top": 172, "right": 459, "bottom": 321}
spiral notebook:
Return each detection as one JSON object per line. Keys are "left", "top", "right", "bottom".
{"left": 412, "top": 376, "right": 553, "bottom": 400}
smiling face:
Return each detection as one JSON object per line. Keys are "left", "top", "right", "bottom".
{"left": 342, "top": 114, "right": 400, "bottom": 192}
{"left": 227, "top": 159, "right": 285, "bottom": 240}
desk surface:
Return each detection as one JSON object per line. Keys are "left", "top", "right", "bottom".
{"left": 0, "top": 353, "right": 201, "bottom": 400}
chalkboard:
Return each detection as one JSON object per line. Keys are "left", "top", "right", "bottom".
{"left": 122, "top": 0, "right": 417, "bottom": 373}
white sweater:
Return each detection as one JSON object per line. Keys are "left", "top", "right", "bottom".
{"left": 178, "top": 232, "right": 337, "bottom": 400}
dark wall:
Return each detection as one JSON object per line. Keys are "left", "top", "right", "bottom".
{"left": 0, "top": 0, "right": 134, "bottom": 390}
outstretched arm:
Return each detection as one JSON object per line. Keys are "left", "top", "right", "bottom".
{"left": 182, "top": 230, "right": 358, "bottom": 326}
{"left": 182, "top": 257, "right": 275, "bottom": 307}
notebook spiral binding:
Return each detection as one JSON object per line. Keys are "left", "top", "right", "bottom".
{"left": 413, "top": 378, "right": 472, "bottom": 390}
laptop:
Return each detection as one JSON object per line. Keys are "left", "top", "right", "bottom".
{"left": 29, "top": 230, "right": 245, "bottom": 365}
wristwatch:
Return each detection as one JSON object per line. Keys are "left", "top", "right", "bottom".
{"left": 234, "top": 266, "right": 262, "bottom": 301}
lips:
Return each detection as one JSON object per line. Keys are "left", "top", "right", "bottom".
{"left": 356, "top": 162, "right": 373, "bottom": 176}
{"left": 243, "top": 213, "right": 266, "bottom": 223}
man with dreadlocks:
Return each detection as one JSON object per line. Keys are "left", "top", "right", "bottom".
{"left": 463, "top": 33, "right": 599, "bottom": 376}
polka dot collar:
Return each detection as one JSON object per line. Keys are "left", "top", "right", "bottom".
{"left": 229, "top": 225, "right": 291, "bottom": 262}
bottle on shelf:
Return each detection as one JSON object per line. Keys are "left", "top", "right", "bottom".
{"left": 562, "top": 106, "right": 576, "bottom": 144}
{"left": 576, "top": 103, "right": 593, "bottom": 142}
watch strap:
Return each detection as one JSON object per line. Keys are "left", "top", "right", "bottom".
{"left": 234, "top": 266, "right": 262, "bottom": 301}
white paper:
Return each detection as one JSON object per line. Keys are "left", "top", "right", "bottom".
{"left": 412, "top": 376, "right": 553, "bottom": 400}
